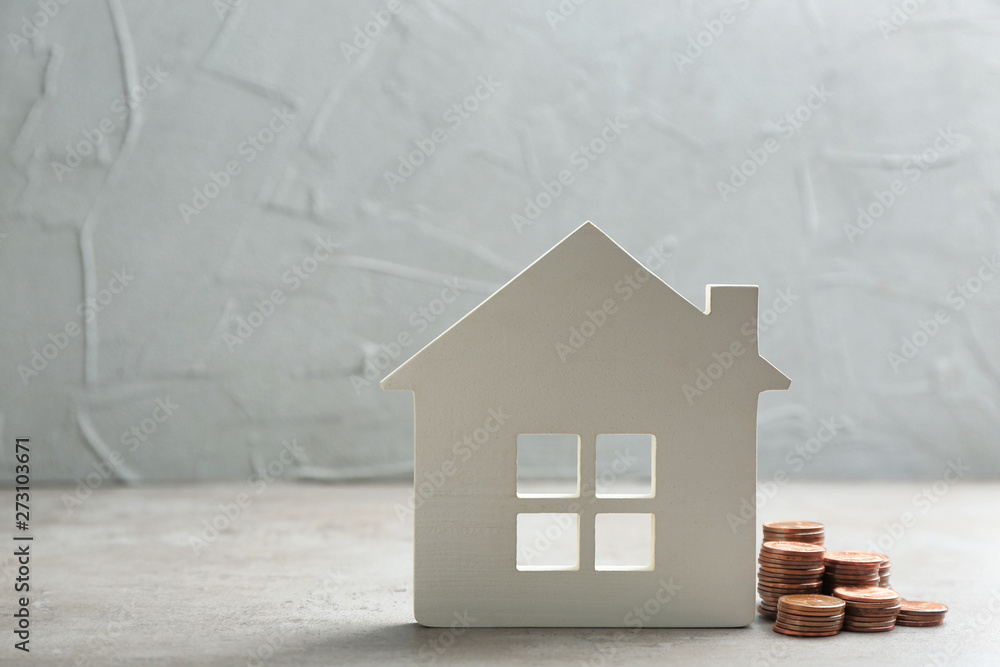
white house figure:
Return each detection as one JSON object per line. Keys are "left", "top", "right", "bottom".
{"left": 382, "top": 222, "right": 790, "bottom": 627}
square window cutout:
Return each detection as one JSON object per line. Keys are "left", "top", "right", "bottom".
{"left": 516, "top": 513, "right": 580, "bottom": 571}
{"left": 596, "top": 434, "right": 654, "bottom": 498}
{"left": 595, "top": 513, "right": 654, "bottom": 571}
{"left": 516, "top": 434, "right": 580, "bottom": 497}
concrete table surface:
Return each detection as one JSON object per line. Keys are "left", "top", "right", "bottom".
{"left": 2, "top": 481, "right": 998, "bottom": 666}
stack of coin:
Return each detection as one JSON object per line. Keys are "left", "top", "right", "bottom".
{"left": 773, "top": 594, "right": 845, "bottom": 637}
{"left": 822, "top": 552, "right": 883, "bottom": 594}
{"left": 877, "top": 555, "right": 892, "bottom": 587}
{"left": 762, "top": 521, "right": 824, "bottom": 545}
{"left": 757, "top": 541, "right": 826, "bottom": 618}
{"left": 896, "top": 600, "right": 948, "bottom": 627}
{"left": 833, "top": 586, "right": 902, "bottom": 632}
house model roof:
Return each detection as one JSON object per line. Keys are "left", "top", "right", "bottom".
{"left": 382, "top": 221, "right": 789, "bottom": 394}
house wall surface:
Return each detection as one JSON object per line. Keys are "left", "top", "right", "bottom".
{"left": 401, "top": 228, "right": 776, "bottom": 625}
{"left": 2, "top": 0, "right": 998, "bottom": 482}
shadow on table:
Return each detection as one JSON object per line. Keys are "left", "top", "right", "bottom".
{"left": 263, "top": 619, "right": 765, "bottom": 665}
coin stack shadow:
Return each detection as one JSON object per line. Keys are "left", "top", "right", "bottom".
{"left": 757, "top": 541, "right": 826, "bottom": 619}
{"left": 833, "top": 586, "right": 902, "bottom": 632}
{"left": 773, "top": 594, "right": 846, "bottom": 637}
{"left": 822, "top": 552, "right": 882, "bottom": 594}
{"left": 896, "top": 600, "right": 948, "bottom": 626}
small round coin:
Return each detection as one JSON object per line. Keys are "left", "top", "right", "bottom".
{"left": 777, "top": 594, "right": 846, "bottom": 613}
{"left": 762, "top": 541, "right": 826, "bottom": 555}
{"left": 833, "top": 586, "right": 901, "bottom": 603}
{"left": 773, "top": 624, "right": 840, "bottom": 637}
{"left": 764, "top": 521, "right": 824, "bottom": 532}
{"left": 824, "top": 551, "right": 885, "bottom": 565}
{"left": 899, "top": 600, "right": 948, "bottom": 615}
{"left": 896, "top": 618, "right": 944, "bottom": 627}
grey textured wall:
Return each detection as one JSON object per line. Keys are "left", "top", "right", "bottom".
{"left": 1, "top": 0, "right": 998, "bottom": 483}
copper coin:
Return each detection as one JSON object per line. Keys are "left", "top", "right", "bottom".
{"left": 778, "top": 610, "right": 846, "bottom": 621}
{"left": 762, "top": 541, "right": 825, "bottom": 555}
{"left": 826, "top": 575, "right": 881, "bottom": 585}
{"left": 775, "top": 621, "right": 843, "bottom": 633}
{"left": 779, "top": 614, "right": 846, "bottom": 626}
{"left": 842, "top": 624, "right": 895, "bottom": 632}
{"left": 778, "top": 609, "right": 844, "bottom": 626}
{"left": 760, "top": 588, "right": 823, "bottom": 597}
{"left": 847, "top": 606, "right": 901, "bottom": 615}
{"left": 764, "top": 521, "right": 824, "bottom": 532}
{"left": 757, "top": 542, "right": 823, "bottom": 567}
{"left": 765, "top": 534, "right": 824, "bottom": 541}
{"left": 772, "top": 625, "right": 840, "bottom": 637}
{"left": 824, "top": 567, "right": 881, "bottom": 576}
{"left": 759, "top": 561, "right": 826, "bottom": 572}
{"left": 777, "top": 594, "right": 846, "bottom": 612}
{"left": 824, "top": 565, "right": 881, "bottom": 576}
{"left": 896, "top": 619, "right": 944, "bottom": 627}
{"left": 759, "top": 580, "right": 824, "bottom": 590}
{"left": 759, "top": 569, "right": 823, "bottom": 578}
{"left": 833, "top": 586, "right": 901, "bottom": 603}
{"left": 899, "top": 600, "right": 948, "bottom": 615}
{"left": 824, "top": 551, "right": 884, "bottom": 564}
{"left": 843, "top": 614, "right": 898, "bottom": 624}
{"left": 759, "top": 576, "right": 823, "bottom": 586}
{"left": 778, "top": 612, "right": 845, "bottom": 620}
{"left": 764, "top": 535, "right": 824, "bottom": 544}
